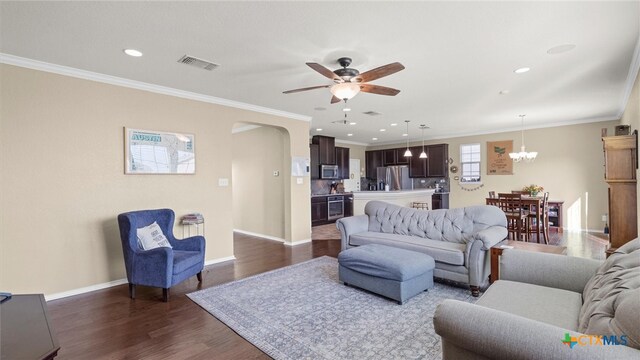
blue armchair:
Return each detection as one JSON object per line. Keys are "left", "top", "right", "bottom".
{"left": 117, "top": 209, "right": 205, "bottom": 302}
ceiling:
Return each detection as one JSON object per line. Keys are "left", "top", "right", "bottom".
{"left": 1, "top": 1, "right": 639, "bottom": 145}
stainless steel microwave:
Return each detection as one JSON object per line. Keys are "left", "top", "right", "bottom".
{"left": 320, "top": 164, "right": 339, "bottom": 179}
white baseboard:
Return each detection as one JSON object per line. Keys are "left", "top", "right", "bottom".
{"left": 46, "top": 255, "right": 236, "bottom": 302}
{"left": 233, "top": 229, "right": 285, "bottom": 242}
{"left": 204, "top": 256, "right": 236, "bottom": 266}
{"left": 284, "top": 238, "right": 312, "bottom": 246}
{"left": 46, "top": 278, "right": 128, "bottom": 301}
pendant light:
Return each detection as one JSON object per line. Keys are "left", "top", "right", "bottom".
{"left": 403, "top": 120, "right": 412, "bottom": 157}
{"left": 509, "top": 114, "right": 538, "bottom": 162}
{"left": 419, "top": 125, "right": 429, "bottom": 158}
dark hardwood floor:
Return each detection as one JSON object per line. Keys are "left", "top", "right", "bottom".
{"left": 47, "top": 234, "right": 341, "bottom": 359}
{"left": 47, "top": 230, "right": 605, "bottom": 359}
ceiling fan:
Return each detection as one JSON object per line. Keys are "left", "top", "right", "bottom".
{"left": 283, "top": 57, "right": 405, "bottom": 104}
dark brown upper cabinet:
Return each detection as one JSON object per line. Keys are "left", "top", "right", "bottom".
{"left": 312, "top": 135, "right": 336, "bottom": 165}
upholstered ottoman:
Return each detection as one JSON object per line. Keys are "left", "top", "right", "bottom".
{"left": 338, "top": 244, "right": 435, "bottom": 304}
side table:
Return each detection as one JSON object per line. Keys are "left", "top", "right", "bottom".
{"left": 1, "top": 294, "right": 60, "bottom": 359}
{"left": 490, "top": 240, "right": 567, "bottom": 284}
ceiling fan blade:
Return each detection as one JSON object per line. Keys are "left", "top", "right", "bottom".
{"left": 354, "top": 62, "right": 405, "bottom": 83}
{"left": 359, "top": 84, "right": 401, "bottom": 96}
{"left": 283, "top": 85, "right": 330, "bottom": 94}
{"left": 307, "top": 62, "right": 341, "bottom": 81}
{"left": 330, "top": 95, "right": 341, "bottom": 104}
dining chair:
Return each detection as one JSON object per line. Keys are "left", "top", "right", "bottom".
{"left": 511, "top": 190, "right": 528, "bottom": 195}
{"left": 488, "top": 191, "right": 496, "bottom": 199}
{"left": 497, "top": 193, "right": 528, "bottom": 241}
{"left": 524, "top": 192, "right": 549, "bottom": 244}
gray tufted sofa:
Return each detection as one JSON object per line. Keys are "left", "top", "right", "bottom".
{"left": 336, "top": 201, "right": 508, "bottom": 296}
{"left": 434, "top": 238, "right": 640, "bottom": 359}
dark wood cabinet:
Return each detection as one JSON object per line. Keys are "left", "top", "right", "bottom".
{"left": 344, "top": 195, "right": 353, "bottom": 217}
{"left": 602, "top": 134, "right": 637, "bottom": 255}
{"left": 365, "top": 150, "right": 383, "bottom": 179}
{"left": 383, "top": 148, "right": 409, "bottom": 165}
{"left": 335, "top": 146, "right": 350, "bottom": 179}
{"left": 432, "top": 193, "right": 449, "bottom": 209}
{"left": 409, "top": 146, "right": 427, "bottom": 177}
{"left": 427, "top": 144, "right": 448, "bottom": 177}
{"left": 312, "top": 135, "right": 336, "bottom": 165}
{"left": 311, "top": 196, "right": 328, "bottom": 226}
{"left": 310, "top": 144, "right": 319, "bottom": 179}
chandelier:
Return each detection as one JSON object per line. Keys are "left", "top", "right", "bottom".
{"left": 509, "top": 114, "right": 537, "bottom": 162}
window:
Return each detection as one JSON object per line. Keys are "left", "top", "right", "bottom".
{"left": 460, "top": 143, "right": 481, "bottom": 183}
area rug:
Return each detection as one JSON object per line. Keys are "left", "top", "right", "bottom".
{"left": 188, "top": 256, "right": 476, "bottom": 360}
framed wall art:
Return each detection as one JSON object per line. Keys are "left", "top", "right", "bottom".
{"left": 487, "top": 140, "right": 513, "bottom": 175}
{"left": 124, "top": 127, "right": 195, "bottom": 174}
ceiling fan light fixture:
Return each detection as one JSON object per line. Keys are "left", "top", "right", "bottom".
{"left": 330, "top": 83, "right": 361, "bottom": 100}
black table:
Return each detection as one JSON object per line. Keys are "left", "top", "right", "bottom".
{"left": 1, "top": 294, "right": 60, "bottom": 359}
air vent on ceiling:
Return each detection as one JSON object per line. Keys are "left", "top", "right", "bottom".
{"left": 177, "top": 55, "right": 219, "bottom": 71}
{"left": 363, "top": 111, "right": 382, "bottom": 116}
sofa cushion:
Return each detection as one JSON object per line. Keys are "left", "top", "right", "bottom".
{"left": 364, "top": 201, "right": 506, "bottom": 245}
{"left": 338, "top": 244, "right": 435, "bottom": 282}
{"left": 579, "top": 238, "right": 640, "bottom": 349}
{"left": 477, "top": 280, "right": 583, "bottom": 331}
{"left": 349, "top": 231, "right": 466, "bottom": 266}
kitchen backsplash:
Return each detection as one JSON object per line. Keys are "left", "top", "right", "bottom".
{"left": 311, "top": 179, "right": 344, "bottom": 195}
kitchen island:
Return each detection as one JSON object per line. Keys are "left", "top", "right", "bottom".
{"left": 352, "top": 189, "right": 436, "bottom": 215}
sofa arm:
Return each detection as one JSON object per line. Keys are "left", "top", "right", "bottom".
{"left": 500, "top": 249, "right": 601, "bottom": 293}
{"left": 434, "top": 300, "right": 639, "bottom": 360}
{"left": 171, "top": 235, "right": 205, "bottom": 252}
{"left": 474, "top": 226, "right": 508, "bottom": 250}
{"left": 336, "top": 215, "right": 369, "bottom": 250}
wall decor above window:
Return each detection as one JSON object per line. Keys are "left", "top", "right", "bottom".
{"left": 124, "top": 127, "right": 195, "bottom": 174}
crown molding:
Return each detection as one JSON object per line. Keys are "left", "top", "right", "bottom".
{"left": 0, "top": 53, "right": 311, "bottom": 122}
{"left": 617, "top": 36, "right": 640, "bottom": 118}
{"left": 368, "top": 115, "right": 620, "bottom": 147}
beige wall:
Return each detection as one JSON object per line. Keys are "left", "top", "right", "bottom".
{"left": 619, "top": 68, "right": 640, "bottom": 235}
{"left": 232, "top": 127, "right": 286, "bottom": 239}
{"left": 0, "top": 64, "right": 311, "bottom": 295}
{"left": 369, "top": 121, "right": 619, "bottom": 231}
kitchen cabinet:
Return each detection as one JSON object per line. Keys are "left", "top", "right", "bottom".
{"left": 427, "top": 144, "right": 448, "bottom": 177}
{"left": 383, "top": 148, "right": 409, "bottom": 166}
{"left": 365, "top": 150, "right": 383, "bottom": 179}
{"left": 335, "top": 146, "right": 350, "bottom": 179}
{"left": 602, "top": 134, "right": 637, "bottom": 255}
{"left": 311, "top": 196, "right": 328, "bottom": 226}
{"left": 432, "top": 193, "right": 449, "bottom": 209}
{"left": 310, "top": 144, "right": 319, "bottom": 179}
{"left": 312, "top": 135, "right": 336, "bottom": 165}
{"left": 409, "top": 146, "right": 427, "bottom": 177}
{"left": 344, "top": 194, "right": 353, "bottom": 217}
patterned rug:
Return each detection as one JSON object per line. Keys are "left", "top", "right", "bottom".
{"left": 188, "top": 256, "right": 476, "bottom": 360}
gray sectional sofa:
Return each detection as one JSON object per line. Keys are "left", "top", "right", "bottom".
{"left": 434, "top": 238, "right": 640, "bottom": 360}
{"left": 336, "top": 200, "right": 508, "bottom": 296}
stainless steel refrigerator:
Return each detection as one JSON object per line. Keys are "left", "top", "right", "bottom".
{"left": 376, "top": 166, "right": 413, "bottom": 191}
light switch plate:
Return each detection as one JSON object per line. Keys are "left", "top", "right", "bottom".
{"left": 218, "top": 178, "right": 229, "bottom": 187}
{"left": 296, "top": 177, "right": 303, "bottom": 185}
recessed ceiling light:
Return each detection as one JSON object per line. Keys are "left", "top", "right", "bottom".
{"left": 349, "top": 122, "right": 357, "bottom": 125}
{"left": 499, "top": 90, "right": 510, "bottom": 95}
{"left": 547, "top": 44, "right": 576, "bottom": 55}
{"left": 316, "top": 128, "right": 323, "bottom": 132}
{"left": 314, "top": 107, "right": 326, "bottom": 111}
{"left": 514, "top": 67, "right": 530, "bottom": 74}
{"left": 372, "top": 137, "right": 378, "bottom": 141}
{"left": 123, "top": 49, "right": 143, "bottom": 57}
{"left": 380, "top": 129, "right": 386, "bottom": 132}
{"left": 390, "top": 123, "right": 398, "bottom": 126}
{"left": 402, "top": 133, "right": 408, "bottom": 137}
{"left": 347, "top": 133, "right": 353, "bottom": 137}
{"left": 343, "top": 108, "right": 351, "bottom": 112}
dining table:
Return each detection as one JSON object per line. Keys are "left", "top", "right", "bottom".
{"left": 486, "top": 196, "right": 545, "bottom": 242}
